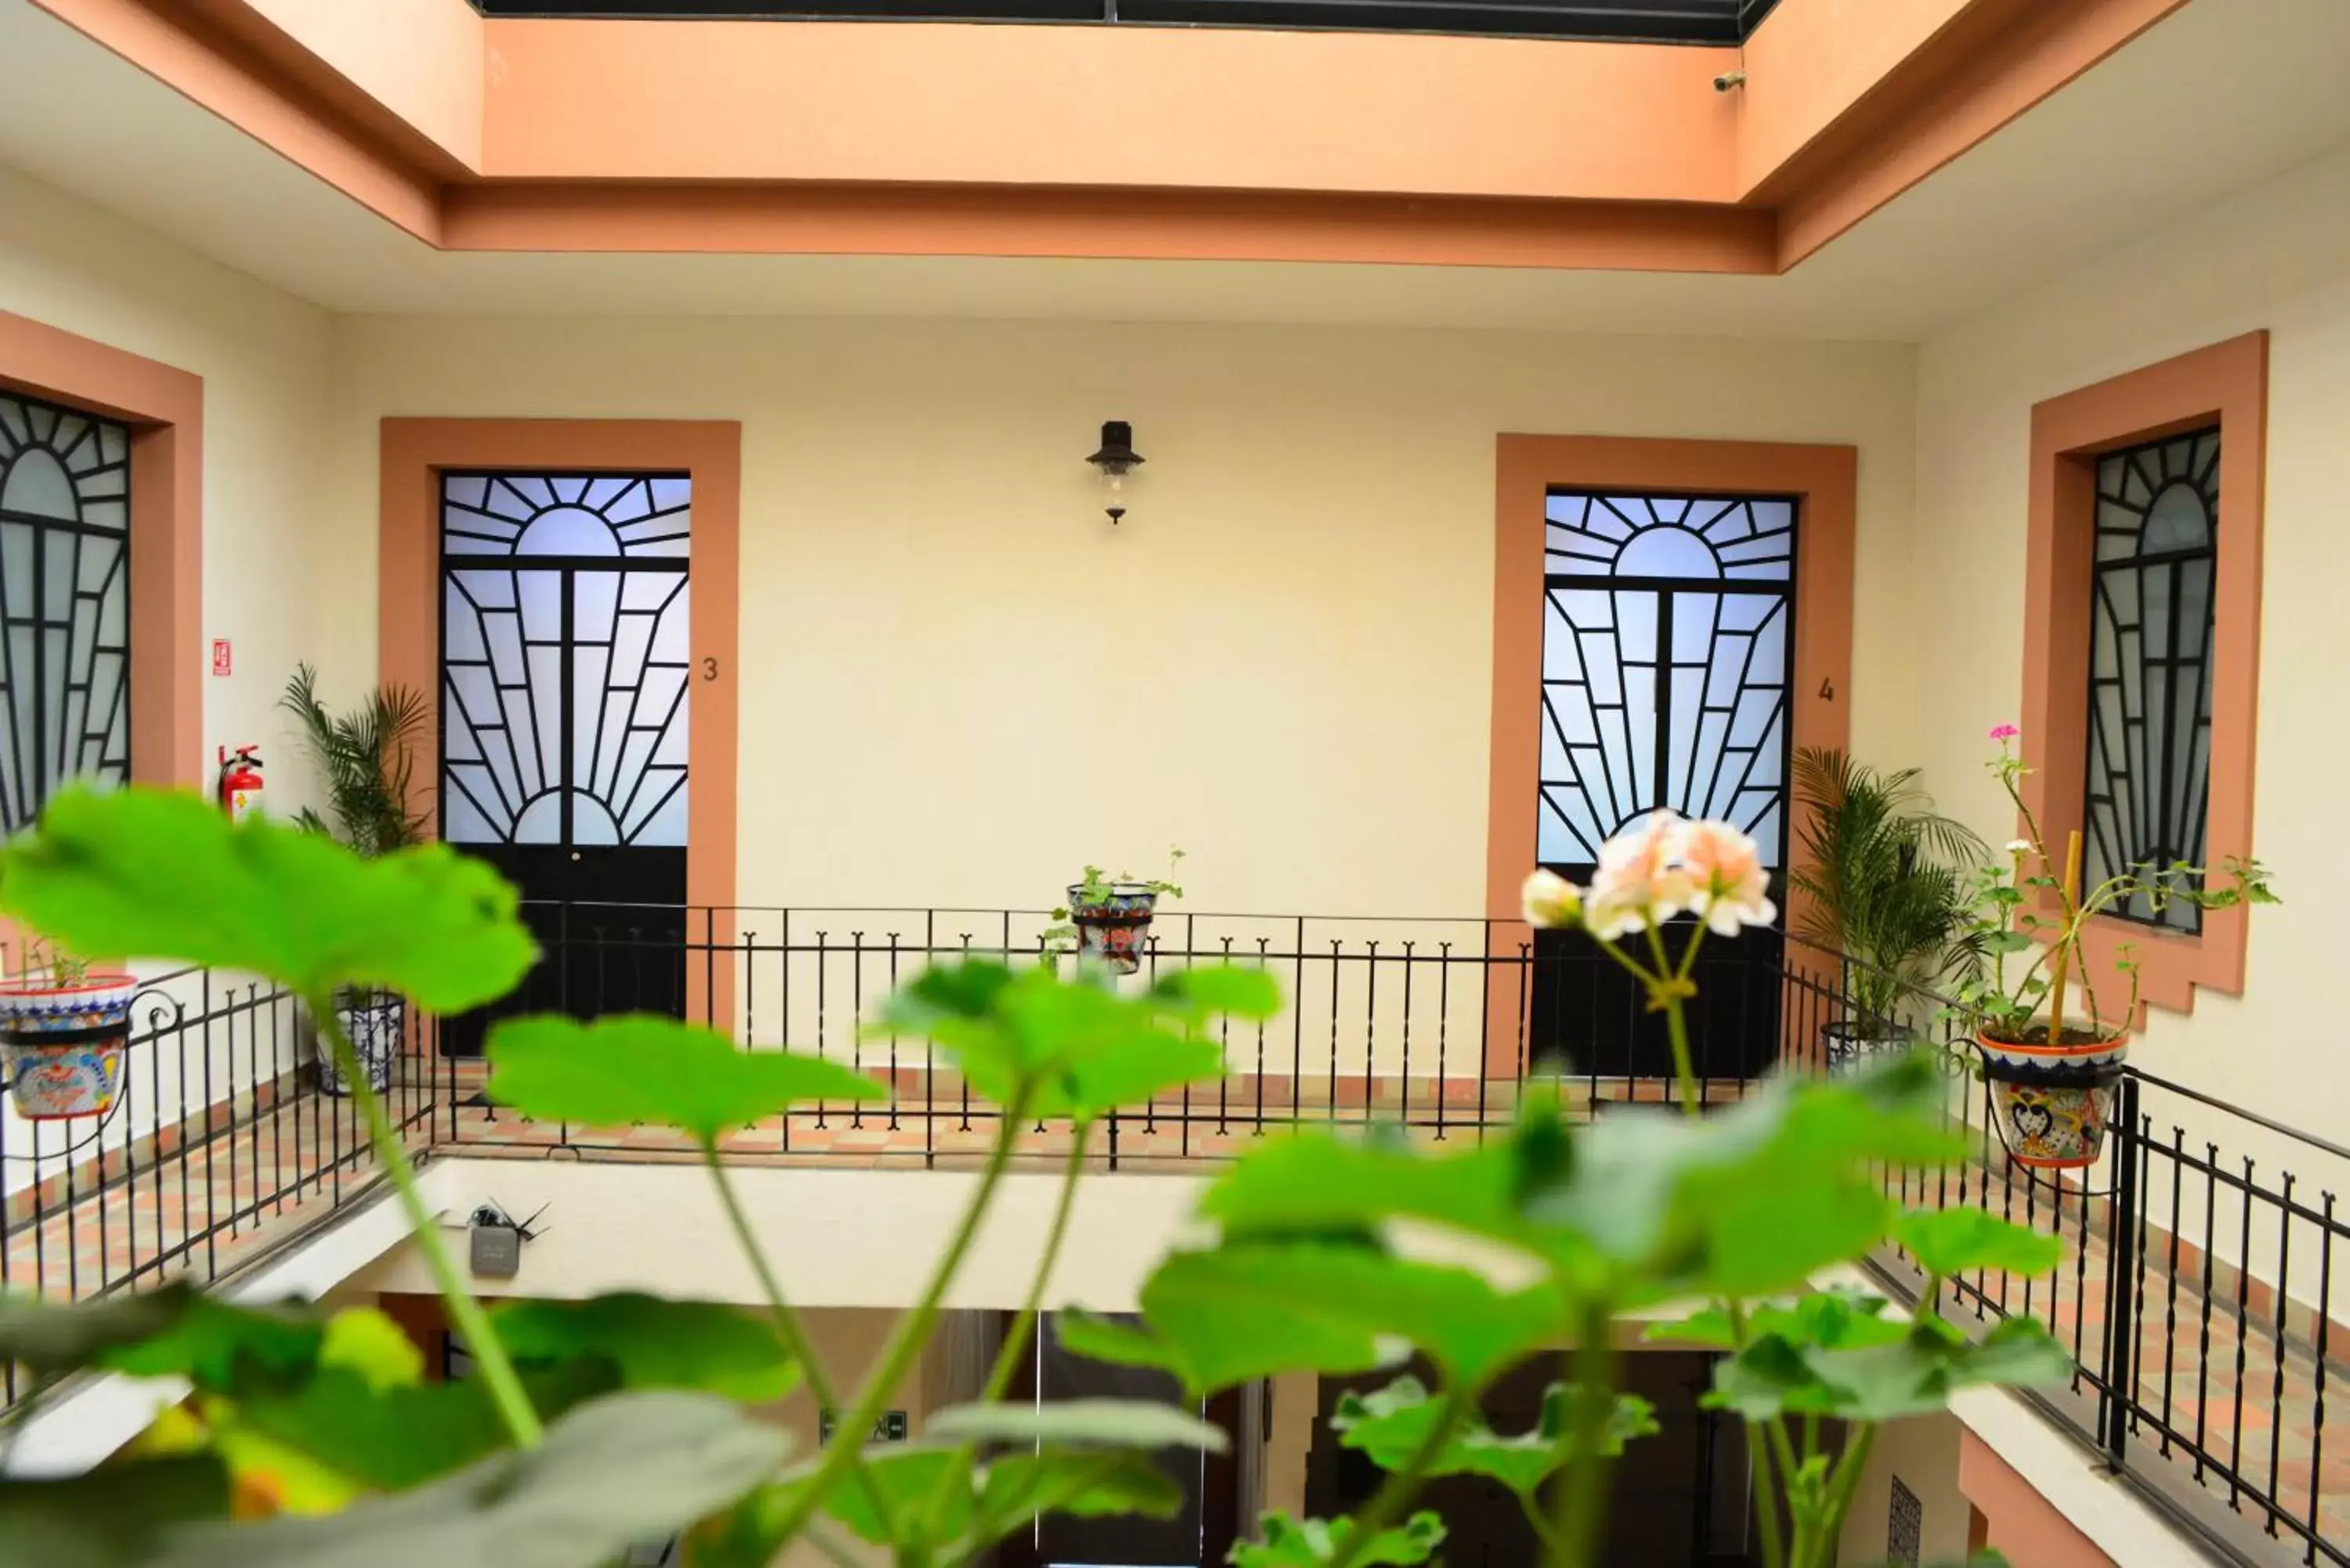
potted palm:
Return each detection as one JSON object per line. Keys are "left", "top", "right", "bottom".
{"left": 1956, "top": 726, "right": 2276, "bottom": 1169}
{"left": 1789, "top": 747, "right": 1984, "bottom": 1068}
{"left": 1042, "top": 851, "right": 1184, "bottom": 975}
{"left": 0, "top": 938, "right": 136, "bottom": 1121}
{"left": 280, "top": 663, "right": 429, "bottom": 1096}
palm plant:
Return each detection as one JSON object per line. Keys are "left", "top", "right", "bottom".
{"left": 1788, "top": 746, "right": 1985, "bottom": 1039}
{"left": 278, "top": 663, "right": 429, "bottom": 858}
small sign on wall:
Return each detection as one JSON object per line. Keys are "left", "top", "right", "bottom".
{"left": 821, "top": 1409, "right": 909, "bottom": 1446}
{"left": 211, "top": 639, "right": 233, "bottom": 677}
{"left": 1888, "top": 1475, "right": 1923, "bottom": 1566}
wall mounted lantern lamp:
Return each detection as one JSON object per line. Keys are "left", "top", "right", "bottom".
{"left": 1086, "top": 420, "right": 1144, "bottom": 524}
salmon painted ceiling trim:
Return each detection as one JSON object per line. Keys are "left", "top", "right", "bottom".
{"left": 26, "top": 0, "right": 2186, "bottom": 273}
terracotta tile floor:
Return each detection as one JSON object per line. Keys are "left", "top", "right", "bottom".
{"left": 5, "top": 1071, "right": 2345, "bottom": 1563}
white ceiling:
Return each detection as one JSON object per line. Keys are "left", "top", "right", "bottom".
{"left": 1, "top": 0, "right": 2348, "bottom": 338}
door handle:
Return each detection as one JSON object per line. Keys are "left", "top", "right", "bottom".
{"left": 570, "top": 851, "right": 582, "bottom": 862}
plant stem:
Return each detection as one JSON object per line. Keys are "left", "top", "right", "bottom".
{"left": 761, "top": 1088, "right": 1036, "bottom": 1551}
{"left": 1806, "top": 1423, "right": 1875, "bottom": 1568}
{"left": 705, "top": 1148, "right": 891, "bottom": 1519}
{"left": 1748, "top": 1417, "right": 1788, "bottom": 1568}
{"left": 983, "top": 1127, "right": 1088, "bottom": 1402}
{"left": 309, "top": 993, "right": 541, "bottom": 1448}
{"left": 705, "top": 1149, "right": 843, "bottom": 1408}
{"left": 1325, "top": 1382, "right": 1478, "bottom": 1568}
{"left": 1662, "top": 989, "right": 1701, "bottom": 1122}
{"left": 1548, "top": 1297, "right": 1620, "bottom": 1568}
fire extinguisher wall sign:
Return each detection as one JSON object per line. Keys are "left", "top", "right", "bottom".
{"left": 217, "top": 745, "right": 264, "bottom": 822}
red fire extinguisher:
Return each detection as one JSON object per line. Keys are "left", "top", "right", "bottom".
{"left": 217, "top": 744, "right": 264, "bottom": 823}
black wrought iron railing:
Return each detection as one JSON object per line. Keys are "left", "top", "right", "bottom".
{"left": 5, "top": 902, "right": 2345, "bottom": 1566}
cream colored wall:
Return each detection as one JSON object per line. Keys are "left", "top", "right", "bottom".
{"left": 0, "top": 167, "right": 333, "bottom": 1181}
{"left": 1913, "top": 139, "right": 2350, "bottom": 1198}
{"left": 327, "top": 314, "right": 1918, "bottom": 921}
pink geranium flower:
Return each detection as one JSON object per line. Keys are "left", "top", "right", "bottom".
{"left": 1520, "top": 869, "right": 1582, "bottom": 930}
{"left": 1583, "top": 811, "right": 1697, "bottom": 939}
{"left": 1989, "top": 724, "right": 2020, "bottom": 742}
{"left": 1676, "top": 818, "right": 1779, "bottom": 937}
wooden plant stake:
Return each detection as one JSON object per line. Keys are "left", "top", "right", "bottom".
{"left": 2043, "top": 829, "right": 2083, "bottom": 1043}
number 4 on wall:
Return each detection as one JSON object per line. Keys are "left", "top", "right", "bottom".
{"left": 1818, "top": 677, "right": 1836, "bottom": 702}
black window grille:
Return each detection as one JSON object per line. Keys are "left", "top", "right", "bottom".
{"left": 2084, "top": 426, "right": 2220, "bottom": 932}
{"left": 0, "top": 391, "right": 132, "bottom": 836}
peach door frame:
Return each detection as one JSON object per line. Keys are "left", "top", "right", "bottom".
{"left": 2019, "top": 331, "right": 2267, "bottom": 1021}
{"left": 1485, "top": 435, "right": 1857, "bottom": 1080}
{"left": 378, "top": 418, "right": 741, "bottom": 1024}
{"left": 0, "top": 310, "right": 204, "bottom": 799}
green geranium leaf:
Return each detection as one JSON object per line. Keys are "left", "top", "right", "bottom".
{"left": 1231, "top": 1511, "right": 1444, "bottom": 1568}
{"left": 1055, "top": 1311, "right": 1192, "bottom": 1382}
{"left": 316, "top": 1309, "right": 425, "bottom": 1393}
{"left": 0, "top": 1458, "right": 231, "bottom": 1568}
{"left": 1331, "top": 1375, "right": 1655, "bottom": 1493}
{"left": 1090, "top": 1241, "right": 1563, "bottom": 1395}
{"left": 929, "top": 1398, "right": 1229, "bottom": 1454}
{"left": 224, "top": 1360, "right": 619, "bottom": 1494}
{"left": 1151, "top": 967, "right": 1282, "bottom": 1023}
{"left": 0, "top": 1284, "right": 205, "bottom": 1376}
{"left": 1202, "top": 1055, "right": 1957, "bottom": 1306}
{"left": 763, "top": 1447, "right": 972, "bottom": 1550}
{"left": 150, "top": 1391, "right": 789, "bottom": 1568}
{"left": 486, "top": 1014, "right": 885, "bottom": 1142}
{"left": 1896, "top": 1209, "right": 2063, "bottom": 1278}
{"left": 975, "top": 1448, "right": 1184, "bottom": 1540}
{"left": 0, "top": 787, "right": 534, "bottom": 1012}
{"left": 872, "top": 961, "right": 1258, "bottom": 1120}
{"left": 491, "top": 1294, "right": 799, "bottom": 1401}
{"left": 1709, "top": 1316, "right": 2071, "bottom": 1424}
{"left": 94, "top": 1295, "right": 325, "bottom": 1396}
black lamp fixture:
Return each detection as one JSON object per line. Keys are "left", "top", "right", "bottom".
{"left": 1085, "top": 420, "right": 1144, "bottom": 524}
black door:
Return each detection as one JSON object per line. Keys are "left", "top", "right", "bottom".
{"left": 1528, "top": 490, "right": 1794, "bottom": 1085}
{"left": 436, "top": 472, "right": 693, "bottom": 1053}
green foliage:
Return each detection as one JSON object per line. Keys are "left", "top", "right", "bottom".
{"left": 279, "top": 664, "right": 430, "bottom": 858}
{"left": 927, "top": 1397, "right": 1230, "bottom": 1453}
{"left": 484, "top": 1014, "right": 885, "bottom": 1143}
{"left": 1061, "top": 1241, "right": 1564, "bottom": 1395}
{"left": 490, "top": 1295, "right": 801, "bottom": 1401}
{"left": 1788, "top": 746, "right": 1986, "bottom": 1023}
{"left": 0, "top": 788, "right": 534, "bottom": 1013}
{"left": 1332, "top": 1376, "right": 1657, "bottom": 1494}
{"left": 143, "top": 1392, "right": 787, "bottom": 1568}
{"left": 1709, "top": 1315, "right": 2071, "bottom": 1424}
{"left": 1231, "top": 1511, "right": 1446, "bottom": 1568}
{"left": 1894, "top": 1209, "right": 2063, "bottom": 1279}
{"left": 873, "top": 959, "right": 1270, "bottom": 1122}
{"left": 710, "top": 1443, "right": 1182, "bottom": 1566}
{"left": 0, "top": 1459, "right": 230, "bottom": 1568}
{"left": 1197, "top": 1053, "right": 1958, "bottom": 1306}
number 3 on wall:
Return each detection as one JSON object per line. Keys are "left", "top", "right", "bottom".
{"left": 702, "top": 657, "right": 720, "bottom": 681}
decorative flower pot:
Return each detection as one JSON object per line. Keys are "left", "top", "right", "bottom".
{"left": 1068, "top": 883, "right": 1159, "bottom": 975}
{"left": 319, "top": 990, "right": 402, "bottom": 1098}
{"left": 0, "top": 974, "right": 136, "bottom": 1121}
{"left": 1976, "top": 1028, "right": 2128, "bottom": 1171}
{"left": 1820, "top": 1020, "right": 1909, "bottom": 1071}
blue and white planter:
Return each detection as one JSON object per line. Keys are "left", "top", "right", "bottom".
{"left": 1068, "top": 883, "right": 1160, "bottom": 975}
{"left": 1976, "top": 1028, "right": 2129, "bottom": 1171}
{"left": 0, "top": 974, "right": 136, "bottom": 1122}
{"left": 319, "top": 991, "right": 402, "bottom": 1098}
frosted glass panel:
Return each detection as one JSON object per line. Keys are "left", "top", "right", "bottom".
{"left": 438, "top": 472, "right": 691, "bottom": 849}
{"left": 2084, "top": 428, "right": 2218, "bottom": 932}
{"left": 1536, "top": 490, "right": 1794, "bottom": 869}
{"left": 0, "top": 392, "right": 132, "bottom": 833}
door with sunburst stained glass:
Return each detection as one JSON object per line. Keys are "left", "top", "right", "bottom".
{"left": 1529, "top": 490, "right": 1794, "bottom": 1086}
{"left": 437, "top": 472, "right": 692, "bottom": 1053}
